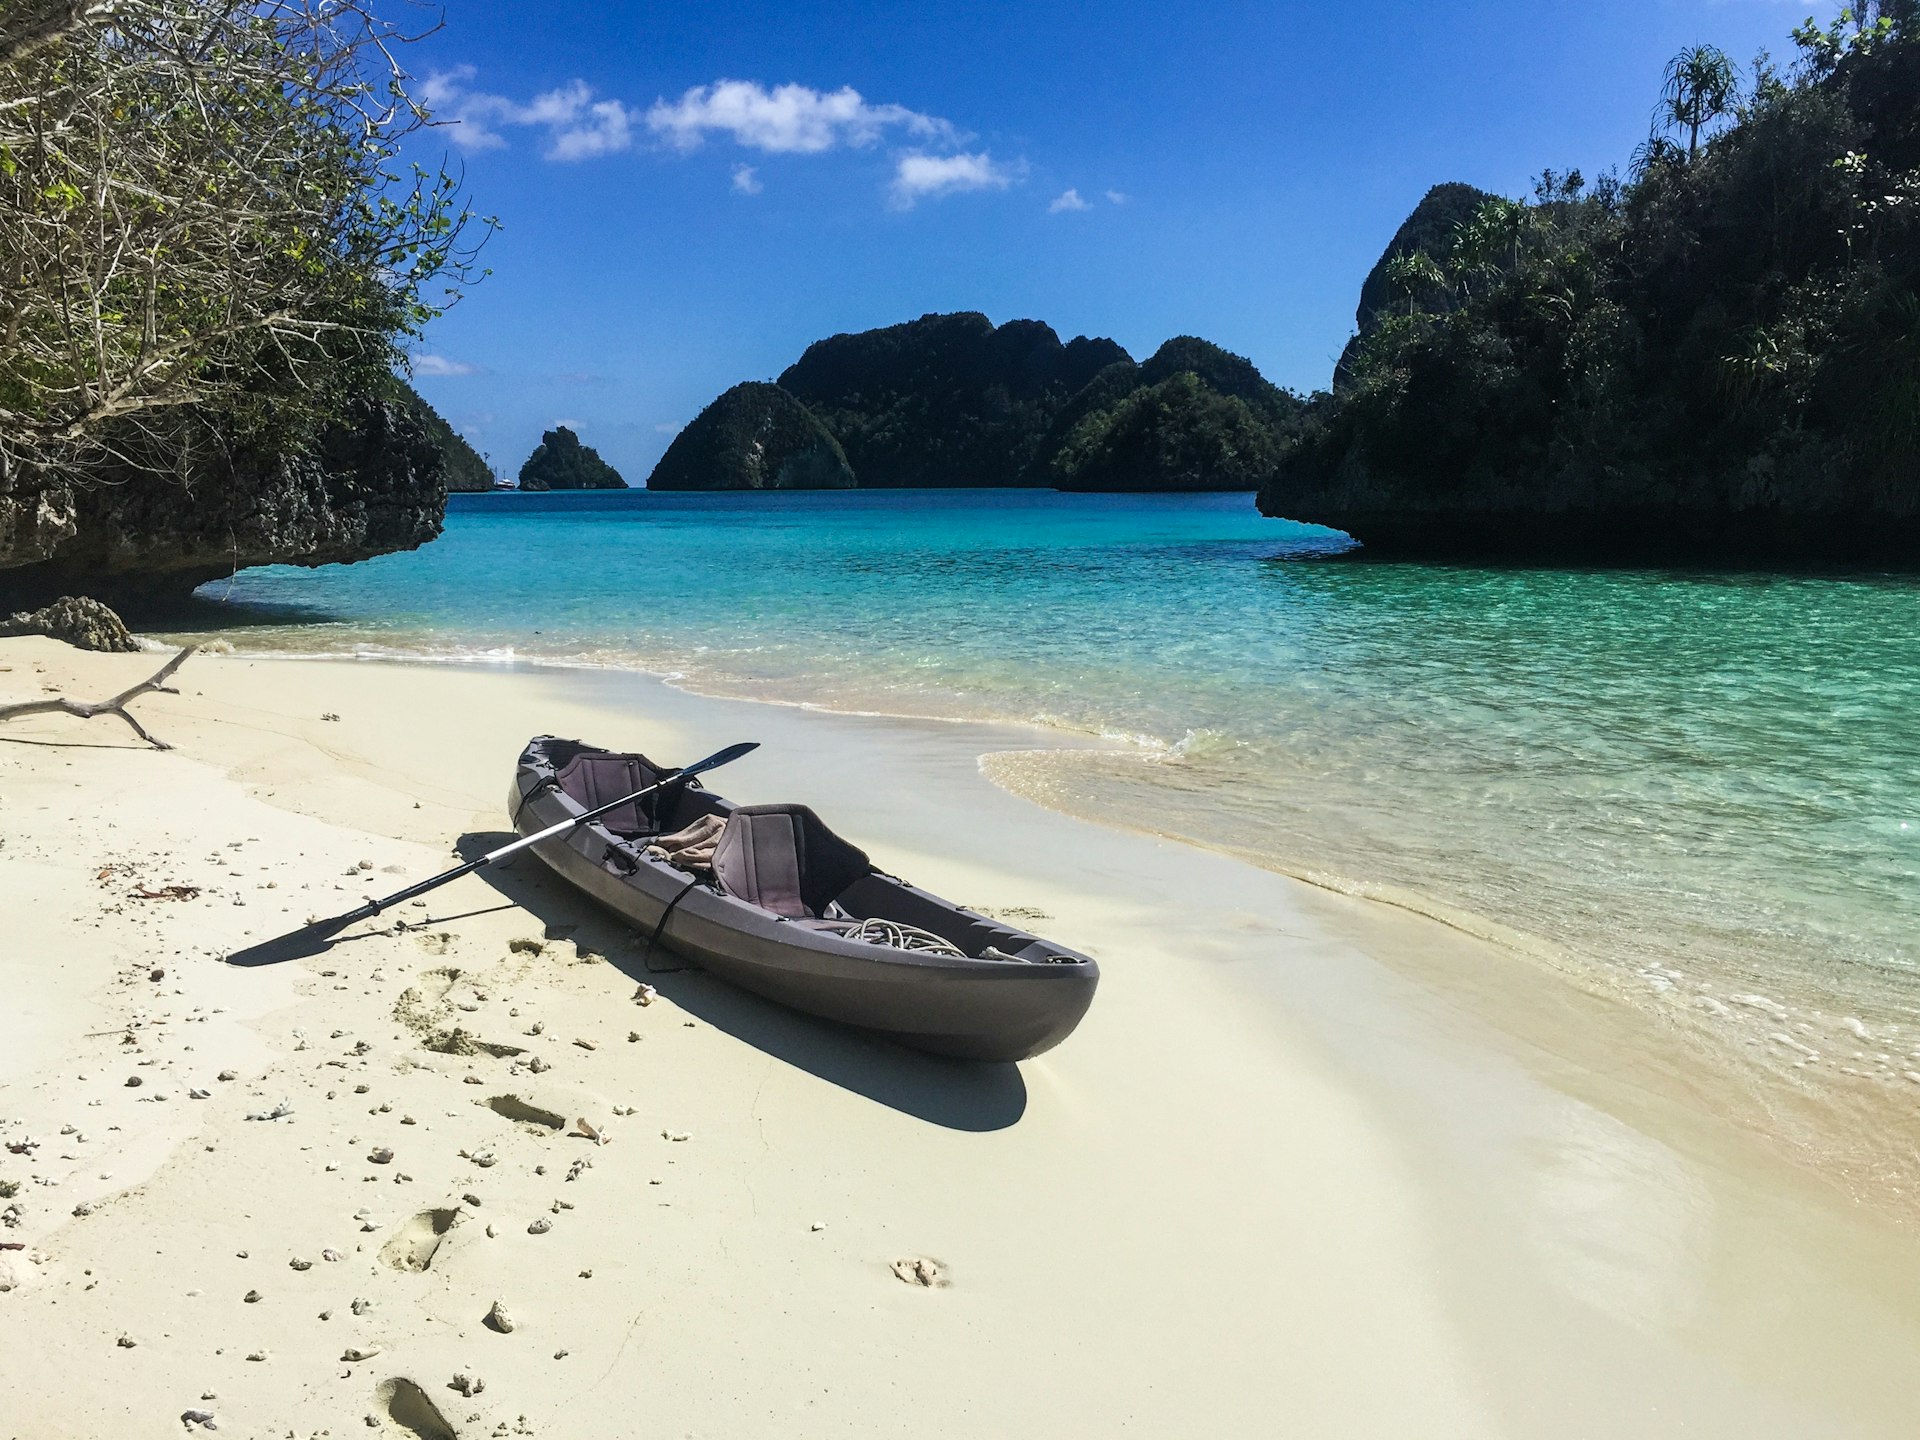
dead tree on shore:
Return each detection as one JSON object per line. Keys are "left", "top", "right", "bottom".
{"left": 0, "top": 645, "right": 196, "bottom": 748}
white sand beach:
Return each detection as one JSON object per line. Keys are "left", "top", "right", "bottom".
{"left": 3, "top": 640, "right": 1918, "bottom": 1439}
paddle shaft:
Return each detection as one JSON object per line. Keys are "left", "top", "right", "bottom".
{"left": 338, "top": 741, "right": 758, "bottom": 926}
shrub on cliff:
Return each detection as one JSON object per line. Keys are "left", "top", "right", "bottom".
{"left": 518, "top": 427, "right": 627, "bottom": 491}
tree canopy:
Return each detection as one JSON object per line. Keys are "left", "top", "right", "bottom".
{"left": 0, "top": 0, "right": 489, "bottom": 489}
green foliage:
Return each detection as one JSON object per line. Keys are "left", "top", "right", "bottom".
{"left": 1270, "top": 7, "right": 1920, "bottom": 538}
{"left": 1050, "top": 373, "right": 1281, "bottom": 492}
{"left": 517, "top": 427, "right": 626, "bottom": 491}
{"left": 1038, "top": 336, "right": 1304, "bottom": 491}
{"left": 1661, "top": 44, "right": 1739, "bottom": 157}
{"left": 666, "top": 316, "right": 1302, "bottom": 493}
{"left": 1341, "top": 182, "right": 1499, "bottom": 387}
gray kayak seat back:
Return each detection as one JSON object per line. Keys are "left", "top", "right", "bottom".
{"left": 553, "top": 749, "right": 674, "bottom": 837}
{"left": 712, "top": 804, "right": 872, "bottom": 919}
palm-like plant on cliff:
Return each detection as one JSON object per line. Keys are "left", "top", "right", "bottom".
{"left": 1659, "top": 44, "right": 1739, "bottom": 159}
{"left": 1382, "top": 251, "right": 1450, "bottom": 316}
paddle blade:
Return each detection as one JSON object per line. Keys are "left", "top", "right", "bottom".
{"left": 678, "top": 740, "right": 759, "bottom": 781}
{"left": 225, "top": 902, "right": 377, "bottom": 967}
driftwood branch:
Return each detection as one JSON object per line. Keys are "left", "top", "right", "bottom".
{"left": 0, "top": 643, "right": 196, "bottom": 748}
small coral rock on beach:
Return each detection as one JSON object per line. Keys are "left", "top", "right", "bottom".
{"left": 0, "top": 596, "right": 138, "bottom": 652}
{"left": 368, "top": 1146, "right": 394, "bottom": 1165}
{"left": 891, "top": 1257, "right": 947, "bottom": 1288}
{"left": 485, "top": 1299, "right": 516, "bottom": 1333}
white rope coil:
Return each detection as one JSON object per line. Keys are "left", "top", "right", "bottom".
{"left": 839, "top": 917, "right": 967, "bottom": 957}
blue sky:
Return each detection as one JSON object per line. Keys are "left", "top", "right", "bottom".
{"left": 402, "top": 0, "right": 1826, "bottom": 483}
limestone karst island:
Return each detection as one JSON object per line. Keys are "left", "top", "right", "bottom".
{"left": 3, "top": 3, "right": 1919, "bottom": 1437}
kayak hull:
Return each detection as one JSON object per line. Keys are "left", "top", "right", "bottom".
{"left": 509, "top": 737, "right": 1098, "bottom": 1062}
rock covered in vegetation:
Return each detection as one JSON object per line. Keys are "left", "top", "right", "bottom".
{"left": 1046, "top": 372, "right": 1284, "bottom": 492}
{"left": 1264, "top": 17, "right": 1920, "bottom": 564}
{"left": 776, "top": 312, "right": 1132, "bottom": 486}
{"left": 517, "top": 426, "right": 627, "bottom": 491}
{"left": 662, "top": 315, "right": 1304, "bottom": 492}
{"left": 1039, "top": 337, "right": 1304, "bottom": 491}
{"left": 1335, "top": 181, "right": 1497, "bottom": 387}
{"left": 0, "top": 393, "right": 454, "bottom": 609}
{"left": 0, "top": 595, "right": 138, "bottom": 651}
{"left": 647, "top": 383, "right": 855, "bottom": 490}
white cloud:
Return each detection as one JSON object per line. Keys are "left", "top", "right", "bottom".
{"left": 891, "top": 151, "right": 1019, "bottom": 209}
{"left": 654, "top": 422, "right": 682, "bottom": 435}
{"left": 1105, "top": 189, "right": 1129, "bottom": 205}
{"left": 647, "top": 80, "right": 956, "bottom": 154}
{"left": 413, "top": 353, "right": 478, "bottom": 376}
{"left": 1048, "top": 187, "right": 1090, "bottom": 213}
{"left": 423, "top": 67, "right": 634, "bottom": 162}
{"left": 731, "top": 163, "right": 763, "bottom": 195}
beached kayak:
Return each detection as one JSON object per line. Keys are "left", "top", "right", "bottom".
{"left": 508, "top": 736, "right": 1098, "bottom": 1061}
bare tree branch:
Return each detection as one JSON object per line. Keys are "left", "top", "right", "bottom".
{"left": 0, "top": 643, "right": 195, "bottom": 747}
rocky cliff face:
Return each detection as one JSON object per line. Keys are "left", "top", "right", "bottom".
{"left": 648, "top": 383, "right": 855, "bottom": 491}
{"left": 0, "top": 395, "right": 452, "bottom": 608}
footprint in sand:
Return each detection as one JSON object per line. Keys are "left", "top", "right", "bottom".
{"left": 375, "top": 1376, "right": 458, "bottom": 1440}
{"left": 380, "top": 1207, "right": 460, "bottom": 1273}
{"left": 484, "top": 1094, "right": 566, "bottom": 1133}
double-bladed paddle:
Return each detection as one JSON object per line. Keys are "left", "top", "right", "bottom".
{"left": 227, "top": 740, "right": 758, "bottom": 965}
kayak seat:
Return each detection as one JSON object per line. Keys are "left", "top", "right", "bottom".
{"left": 554, "top": 748, "right": 678, "bottom": 838}
{"left": 712, "top": 805, "right": 871, "bottom": 920}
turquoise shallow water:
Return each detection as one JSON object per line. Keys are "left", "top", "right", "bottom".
{"left": 169, "top": 489, "right": 1920, "bottom": 1114}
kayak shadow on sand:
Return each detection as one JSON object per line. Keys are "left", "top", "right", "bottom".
{"left": 454, "top": 832, "right": 1029, "bottom": 1133}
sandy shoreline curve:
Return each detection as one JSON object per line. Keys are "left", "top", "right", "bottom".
{"left": 2, "top": 639, "right": 1918, "bottom": 1438}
